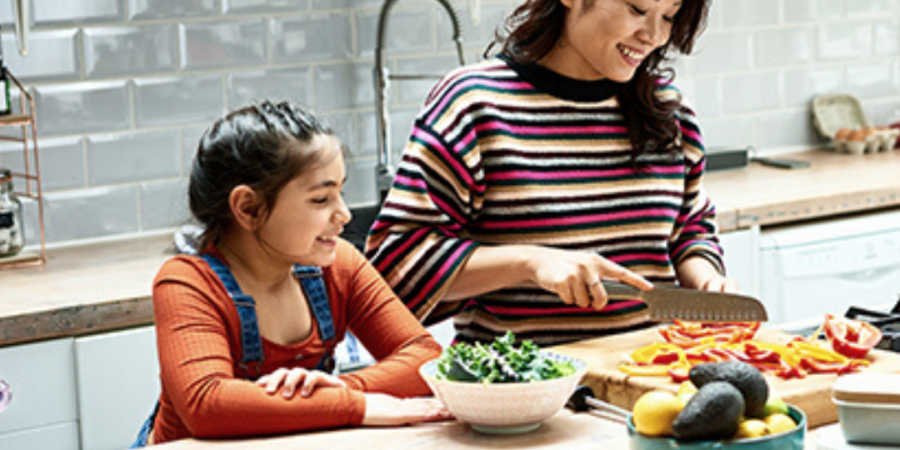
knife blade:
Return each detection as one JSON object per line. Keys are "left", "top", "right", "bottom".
{"left": 602, "top": 281, "right": 768, "bottom": 322}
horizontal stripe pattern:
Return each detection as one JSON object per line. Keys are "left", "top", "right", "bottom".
{"left": 365, "top": 57, "right": 724, "bottom": 345}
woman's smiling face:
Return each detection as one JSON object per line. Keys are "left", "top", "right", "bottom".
{"left": 545, "top": 0, "right": 682, "bottom": 81}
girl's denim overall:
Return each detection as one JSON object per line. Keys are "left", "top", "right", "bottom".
{"left": 130, "top": 254, "right": 336, "bottom": 447}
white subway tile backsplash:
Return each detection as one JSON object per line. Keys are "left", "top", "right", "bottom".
{"left": 313, "top": 62, "right": 375, "bottom": 112}
{"left": 356, "top": 8, "right": 436, "bottom": 59}
{"left": 3, "top": 29, "right": 80, "bottom": 83}
{"left": 227, "top": 68, "right": 313, "bottom": 111}
{"left": 343, "top": 157, "right": 377, "bottom": 207}
{"left": 846, "top": 62, "right": 899, "bottom": 100}
{"left": 86, "top": 130, "right": 181, "bottom": 186}
{"left": 701, "top": 117, "right": 756, "bottom": 148}
{"left": 180, "top": 20, "right": 267, "bottom": 70}
{"left": 133, "top": 75, "right": 224, "bottom": 128}
{"left": 814, "top": 0, "right": 844, "bottom": 18}
{"left": 44, "top": 185, "right": 139, "bottom": 243}
{"left": 684, "top": 32, "right": 752, "bottom": 75}
{"left": 33, "top": 0, "right": 122, "bottom": 26}
{"left": 817, "top": 22, "right": 872, "bottom": 60}
{"left": 438, "top": 2, "right": 510, "bottom": 52}
{"left": 723, "top": 0, "right": 781, "bottom": 27}
{"left": 679, "top": 77, "right": 722, "bottom": 119}
{"left": 784, "top": 0, "right": 814, "bottom": 23}
{"left": 311, "top": 0, "right": 382, "bottom": 10}
{"left": 139, "top": 178, "right": 189, "bottom": 231}
{"left": 224, "top": 0, "right": 305, "bottom": 14}
{"left": 181, "top": 125, "right": 208, "bottom": 176}
{"left": 37, "top": 137, "right": 86, "bottom": 192}
{"left": 783, "top": 67, "right": 844, "bottom": 108}
{"left": 874, "top": 20, "right": 900, "bottom": 56}
{"left": 270, "top": 14, "right": 353, "bottom": 64}
{"left": 34, "top": 80, "right": 131, "bottom": 136}
{"left": 755, "top": 110, "right": 821, "bottom": 149}
{"left": 129, "top": 0, "right": 220, "bottom": 21}
{"left": 84, "top": 25, "right": 178, "bottom": 78}
{"left": 722, "top": 72, "right": 782, "bottom": 114}
{"left": 847, "top": 0, "right": 900, "bottom": 16}
{"left": 756, "top": 27, "right": 814, "bottom": 68}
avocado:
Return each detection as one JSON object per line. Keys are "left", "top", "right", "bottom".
{"left": 672, "top": 381, "right": 745, "bottom": 441}
{"left": 689, "top": 361, "right": 769, "bottom": 417}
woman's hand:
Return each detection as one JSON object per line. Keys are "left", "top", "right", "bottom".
{"left": 362, "top": 393, "right": 452, "bottom": 426}
{"left": 255, "top": 367, "right": 347, "bottom": 399}
{"left": 676, "top": 256, "right": 739, "bottom": 293}
{"left": 522, "top": 246, "right": 653, "bottom": 310}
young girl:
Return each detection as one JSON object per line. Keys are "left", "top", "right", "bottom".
{"left": 137, "top": 102, "right": 448, "bottom": 446}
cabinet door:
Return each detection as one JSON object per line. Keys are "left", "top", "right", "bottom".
{"left": 75, "top": 327, "right": 159, "bottom": 450}
{"left": 0, "top": 421, "right": 80, "bottom": 450}
{"left": 0, "top": 338, "right": 78, "bottom": 436}
{"left": 719, "top": 226, "right": 760, "bottom": 296}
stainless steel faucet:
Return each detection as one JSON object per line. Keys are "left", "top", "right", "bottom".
{"left": 373, "top": 0, "right": 465, "bottom": 203}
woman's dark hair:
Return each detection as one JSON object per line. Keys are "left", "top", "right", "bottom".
{"left": 489, "top": 0, "right": 710, "bottom": 158}
{"left": 189, "top": 101, "right": 337, "bottom": 249}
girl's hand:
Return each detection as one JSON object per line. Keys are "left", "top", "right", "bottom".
{"left": 361, "top": 393, "right": 452, "bottom": 426}
{"left": 676, "top": 256, "right": 740, "bottom": 293}
{"left": 255, "top": 367, "right": 347, "bottom": 399}
{"left": 522, "top": 246, "right": 653, "bottom": 310}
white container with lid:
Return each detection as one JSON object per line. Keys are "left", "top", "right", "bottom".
{"left": 832, "top": 373, "right": 900, "bottom": 446}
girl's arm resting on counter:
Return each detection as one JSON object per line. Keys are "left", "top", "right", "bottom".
{"left": 153, "top": 277, "right": 366, "bottom": 438}
{"left": 336, "top": 243, "right": 442, "bottom": 397}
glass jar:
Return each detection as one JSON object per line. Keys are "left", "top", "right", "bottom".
{"left": 0, "top": 167, "right": 24, "bottom": 257}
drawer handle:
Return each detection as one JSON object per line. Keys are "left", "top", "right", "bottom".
{"left": 0, "top": 379, "right": 11, "bottom": 412}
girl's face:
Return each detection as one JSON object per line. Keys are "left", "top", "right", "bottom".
{"left": 550, "top": 0, "right": 681, "bottom": 81}
{"left": 256, "top": 135, "right": 351, "bottom": 267}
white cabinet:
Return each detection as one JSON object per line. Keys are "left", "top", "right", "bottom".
{"left": 75, "top": 327, "right": 159, "bottom": 450}
{"left": 0, "top": 338, "right": 79, "bottom": 450}
{"left": 719, "top": 226, "right": 760, "bottom": 296}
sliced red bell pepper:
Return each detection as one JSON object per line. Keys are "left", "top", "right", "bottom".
{"left": 668, "top": 366, "right": 690, "bottom": 383}
{"left": 822, "top": 314, "right": 882, "bottom": 359}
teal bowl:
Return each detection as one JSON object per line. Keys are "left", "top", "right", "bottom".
{"left": 627, "top": 405, "right": 806, "bottom": 449}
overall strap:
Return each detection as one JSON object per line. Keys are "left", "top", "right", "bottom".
{"left": 293, "top": 265, "right": 336, "bottom": 372}
{"left": 199, "top": 253, "right": 264, "bottom": 369}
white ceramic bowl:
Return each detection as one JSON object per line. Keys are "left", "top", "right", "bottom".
{"left": 419, "top": 352, "right": 587, "bottom": 434}
{"left": 833, "top": 373, "right": 900, "bottom": 446}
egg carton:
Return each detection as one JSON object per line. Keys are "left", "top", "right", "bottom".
{"left": 811, "top": 93, "right": 899, "bottom": 154}
{"left": 834, "top": 128, "right": 900, "bottom": 155}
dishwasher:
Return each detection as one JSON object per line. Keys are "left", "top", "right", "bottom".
{"left": 759, "top": 208, "right": 900, "bottom": 329}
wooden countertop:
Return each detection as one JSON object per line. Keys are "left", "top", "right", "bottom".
{"left": 0, "top": 233, "right": 174, "bottom": 347}
{"left": 2, "top": 149, "right": 900, "bottom": 347}
{"left": 707, "top": 149, "right": 900, "bottom": 231}
{"left": 151, "top": 410, "right": 633, "bottom": 450}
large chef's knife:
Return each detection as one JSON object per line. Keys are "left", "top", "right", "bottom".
{"left": 603, "top": 281, "right": 768, "bottom": 322}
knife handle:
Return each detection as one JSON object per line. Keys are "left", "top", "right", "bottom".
{"left": 601, "top": 280, "right": 644, "bottom": 300}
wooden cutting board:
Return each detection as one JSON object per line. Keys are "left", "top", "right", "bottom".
{"left": 551, "top": 327, "right": 900, "bottom": 428}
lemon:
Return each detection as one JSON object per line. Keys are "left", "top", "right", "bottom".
{"left": 764, "top": 413, "right": 796, "bottom": 435}
{"left": 733, "top": 418, "right": 768, "bottom": 439}
{"left": 759, "top": 396, "right": 789, "bottom": 418}
{"left": 632, "top": 390, "right": 684, "bottom": 437}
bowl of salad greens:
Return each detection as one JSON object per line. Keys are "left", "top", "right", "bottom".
{"left": 419, "top": 331, "right": 587, "bottom": 434}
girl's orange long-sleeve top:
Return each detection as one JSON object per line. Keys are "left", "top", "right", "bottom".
{"left": 150, "top": 239, "right": 442, "bottom": 444}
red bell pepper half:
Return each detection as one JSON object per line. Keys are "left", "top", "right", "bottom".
{"left": 822, "top": 314, "right": 883, "bottom": 359}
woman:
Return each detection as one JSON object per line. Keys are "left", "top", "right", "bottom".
{"left": 366, "top": 0, "right": 737, "bottom": 346}
{"left": 139, "top": 102, "right": 448, "bottom": 446}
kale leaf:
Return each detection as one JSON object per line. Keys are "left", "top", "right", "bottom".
{"left": 435, "top": 331, "right": 576, "bottom": 383}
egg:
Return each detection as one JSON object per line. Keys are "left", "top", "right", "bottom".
{"left": 834, "top": 128, "right": 851, "bottom": 140}
{"left": 849, "top": 129, "right": 867, "bottom": 141}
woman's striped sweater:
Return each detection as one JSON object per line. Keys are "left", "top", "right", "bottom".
{"left": 365, "top": 56, "right": 724, "bottom": 346}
